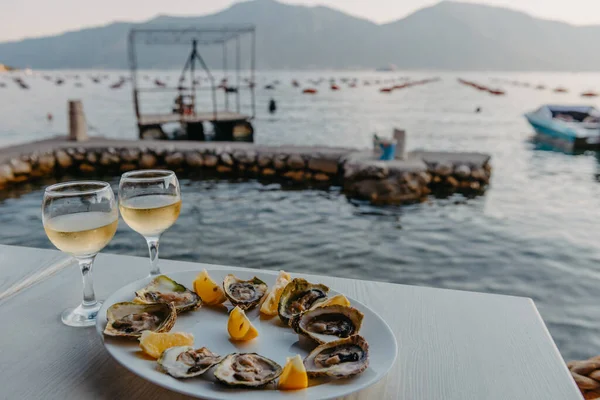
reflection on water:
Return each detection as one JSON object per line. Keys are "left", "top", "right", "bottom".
{"left": 3, "top": 70, "right": 600, "bottom": 361}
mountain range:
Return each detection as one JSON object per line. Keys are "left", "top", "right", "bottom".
{"left": 1, "top": 0, "right": 600, "bottom": 71}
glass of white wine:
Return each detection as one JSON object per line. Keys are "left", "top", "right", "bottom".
{"left": 42, "top": 181, "right": 118, "bottom": 327}
{"left": 118, "top": 170, "right": 181, "bottom": 277}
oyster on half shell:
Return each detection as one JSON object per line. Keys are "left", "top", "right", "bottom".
{"left": 278, "top": 278, "right": 329, "bottom": 325}
{"left": 304, "top": 335, "right": 369, "bottom": 379}
{"left": 214, "top": 353, "right": 283, "bottom": 387}
{"left": 222, "top": 275, "right": 268, "bottom": 311}
{"left": 134, "top": 275, "right": 202, "bottom": 313}
{"left": 157, "top": 346, "right": 223, "bottom": 378}
{"left": 291, "top": 304, "right": 364, "bottom": 344}
{"left": 103, "top": 302, "right": 176, "bottom": 338}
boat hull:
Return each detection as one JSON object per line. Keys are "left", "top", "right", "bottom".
{"left": 525, "top": 111, "right": 600, "bottom": 151}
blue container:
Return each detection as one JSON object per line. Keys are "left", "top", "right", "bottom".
{"left": 379, "top": 141, "right": 397, "bottom": 160}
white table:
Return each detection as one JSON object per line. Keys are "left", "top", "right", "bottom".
{"left": 0, "top": 245, "right": 583, "bottom": 399}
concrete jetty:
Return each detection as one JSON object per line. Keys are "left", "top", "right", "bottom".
{"left": 0, "top": 136, "right": 491, "bottom": 205}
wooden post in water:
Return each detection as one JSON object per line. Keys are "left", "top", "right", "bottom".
{"left": 393, "top": 128, "right": 406, "bottom": 159}
{"left": 68, "top": 100, "right": 88, "bottom": 141}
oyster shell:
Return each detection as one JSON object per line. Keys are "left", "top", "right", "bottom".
{"left": 103, "top": 302, "right": 176, "bottom": 338}
{"left": 214, "top": 353, "right": 283, "bottom": 387}
{"left": 157, "top": 346, "right": 223, "bottom": 378}
{"left": 222, "top": 275, "right": 268, "bottom": 311}
{"left": 291, "top": 305, "right": 364, "bottom": 344}
{"left": 304, "top": 335, "right": 369, "bottom": 379}
{"left": 134, "top": 275, "right": 202, "bottom": 313}
{"left": 278, "top": 278, "right": 329, "bottom": 325}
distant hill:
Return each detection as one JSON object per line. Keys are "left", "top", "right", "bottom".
{"left": 1, "top": 0, "right": 600, "bottom": 71}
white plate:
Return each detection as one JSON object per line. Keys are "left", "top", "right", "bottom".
{"left": 96, "top": 269, "right": 398, "bottom": 400}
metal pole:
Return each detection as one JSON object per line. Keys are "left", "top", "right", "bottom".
{"left": 194, "top": 50, "right": 217, "bottom": 121}
{"left": 250, "top": 29, "right": 256, "bottom": 119}
{"left": 190, "top": 40, "right": 196, "bottom": 115}
{"left": 223, "top": 41, "right": 228, "bottom": 111}
{"left": 236, "top": 35, "right": 241, "bottom": 114}
{"left": 128, "top": 31, "right": 140, "bottom": 121}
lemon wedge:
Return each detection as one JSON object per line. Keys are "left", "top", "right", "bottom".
{"left": 260, "top": 270, "right": 292, "bottom": 316}
{"left": 193, "top": 269, "right": 227, "bottom": 305}
{"left": 227, "top": 306, "right": 259, "bottom": 341}
{"left": 279, "top": 354, "right": 308, "bottom": 390}
{"left": 311, "top": 294, "right": 351, "bottom": 309}
{"left": 139, "top": 331, "right": 194, "bottom": 359}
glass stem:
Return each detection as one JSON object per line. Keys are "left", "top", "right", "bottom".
{"left": 146, "top": 237, "right": 161, "bottom": 276}
{"left": 77, "top": 256, "right": 97, "bottom": 308}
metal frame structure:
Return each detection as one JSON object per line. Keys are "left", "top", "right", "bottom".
{"left": 128, "top": 26, "right": 256, "bottom": 130}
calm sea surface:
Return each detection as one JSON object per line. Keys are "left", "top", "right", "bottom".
{"left": 1, "top": 70, "right": 600, "bottom": 360}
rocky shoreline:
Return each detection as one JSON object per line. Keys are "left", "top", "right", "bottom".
{"left": 0, "top": 137, "right": 492, "bottom": 205}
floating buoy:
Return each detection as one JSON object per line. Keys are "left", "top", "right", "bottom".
{"left": 380, "top": 87, "right": 393, "bottom": 93}
{"left": 110, "top": 79, "right": 125, "bottom": 89}
{"left": 154, "top": 79, "right": 166, "bottom": 87}
{"left": 292, "top": 80, "right": 299, "bottom": 87}
{"left": 554, "top": 87, "right": 568, "bottom": 93}
{"left": 47, "top": 113, "right": 53, "bottom": 121}
{"left": 55, "top": 79, "right": 64, "bottom": 86}
{"left": 302, "top": 88, "right": 317, "bottom": 94}
{"left": 331, "top": 84, "right": 340, "bottom": 91}
{"left": 13, "top": 78, "right": 29, "bottom": 89}
{"left": 535, "top": 85, "right": 546, "bottom": 90}
{"left": 264, "top": 84, "right": 275, "bottom": 90}
{"left": 581, "top": 91, "right": 598, "bottom": 97}
{"left": 488, "top": 89, "right": 505, "bottom": 96}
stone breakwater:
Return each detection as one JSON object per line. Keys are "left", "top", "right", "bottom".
{"left": 0, "top": 137, "right": 491, "bottom": 205}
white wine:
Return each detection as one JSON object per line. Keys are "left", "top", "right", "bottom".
{"left": 44, "top": 212, "right": 118, "bottom": 256}
{"left": 119, "top": 194, "right": 181, "bottom": 237}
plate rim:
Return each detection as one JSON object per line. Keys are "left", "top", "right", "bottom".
{"left": 96, "top": 268, "right": 398, "bottom": 400}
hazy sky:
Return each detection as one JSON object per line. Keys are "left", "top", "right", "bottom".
{"left": 2, "top": 0, "right": 598, "bottom": 42}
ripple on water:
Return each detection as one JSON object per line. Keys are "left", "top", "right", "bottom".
{"left": 3, "top": 71, "right": 600, "bottom": 361}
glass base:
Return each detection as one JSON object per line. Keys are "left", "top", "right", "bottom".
{"left": 61, "top": 301, "right": 103, "bottom": 327}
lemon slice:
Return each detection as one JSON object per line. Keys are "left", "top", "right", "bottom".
{"left": 227, "top": 306, "right": 259, "bottom": 341}
{"left": 279, "top": 354, "right": 308, "bottom": 390}
{"left": 139, "top": 331, "right": 194, "bottom": 359}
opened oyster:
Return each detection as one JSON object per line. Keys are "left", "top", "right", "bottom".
{"left": 158, "top": 346, "right": 223, "bottom": 378}
{"left": 223, "top": 275, "right": 268, "bottom": 311}
{"left": 214, "top": 353, "right": 282, "bottom": 387}
{"left": 291, "top": 305, "right": 364, "bottom": 344}
{"left": 134, "top": 275, "right": 202, "bottom": 313}
{"left": 304, "top": 335, "right": 369, "bottom": 379}
{"left": 103, "top": 302, "right": 176, "bottom": 338}
{"left": 278, "top": 278, "right": 329, "bottom": 325}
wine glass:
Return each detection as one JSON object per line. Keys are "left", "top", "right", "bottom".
{"left": 118, "top": 170, "right": 181, "bottom": 276}
{"left": 42, "top": 181, "right": 118, "bottom": 327}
